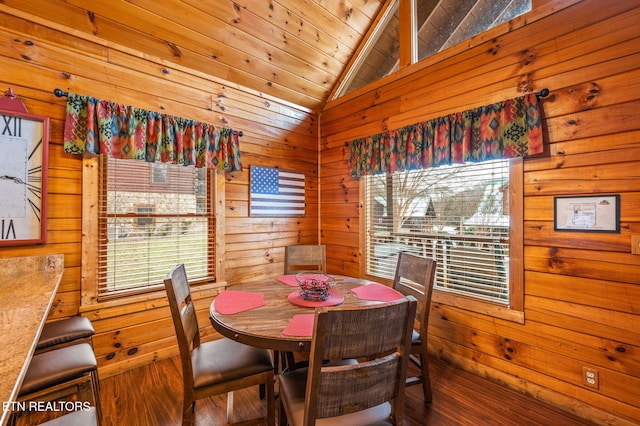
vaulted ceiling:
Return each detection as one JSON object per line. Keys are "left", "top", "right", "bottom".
{"left": 5, "top": 0, "right": 527, "bottom": 112}
{"left": 6, "top": 0, "right": 385, "bottom": 112}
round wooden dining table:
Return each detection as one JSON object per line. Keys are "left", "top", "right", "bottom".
{"left": 209, "top": 275, "right": 395, "bottom": 353}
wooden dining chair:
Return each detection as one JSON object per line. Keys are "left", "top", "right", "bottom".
{"left": 392, "top": 251, "right": 437, "bottom": 403}
{"left": 284, "top": 245, "right": 326, "bottom": 274}
{"left": 164, "top": 264, "right": 275, "bottom": 426}
{"left": 281, "top": 244, "right": 327, "bottom": 371}
{"left": 278, "top": 296, "right": 417, "bottom": 426}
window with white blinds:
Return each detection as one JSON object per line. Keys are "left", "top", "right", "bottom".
{"left": 365, "top": 159, "right": 511, "bottom": 304}
{"left": 97, "top": 156, "right": 215, "bottom": 299}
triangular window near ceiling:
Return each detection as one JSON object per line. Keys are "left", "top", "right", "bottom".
{"left": 336, "top": 0, "right": 532, "bottom": 98}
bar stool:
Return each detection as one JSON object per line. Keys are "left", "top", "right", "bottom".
{"left": 13, "top": 344, "right": 101, "bottom": 425}
{"left": 38, "top": 407, "right": 97, "bottom": 426}
{"left": 36, "top": 316, "right": 95, "bottom": 354}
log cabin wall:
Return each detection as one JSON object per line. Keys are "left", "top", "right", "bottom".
{"left": 320, "top": 0, "right": 640, "bottom": 424}
{"left": 0, "top": 10, "right": 319, "bottom": 376}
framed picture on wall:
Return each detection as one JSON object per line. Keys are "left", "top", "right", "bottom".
{"left": 554, "top": 195, "right": 620, "bottom": 233}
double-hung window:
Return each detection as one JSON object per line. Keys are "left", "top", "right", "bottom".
{"left": 365, "top": 158, "right": 524, "bottom": 320}
{"left": 83, "top": 155, "right": 216, "bottom": 301}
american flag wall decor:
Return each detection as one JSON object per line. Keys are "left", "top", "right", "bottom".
{"left": 250, "top": 166, "right": 305, "bottom": 217}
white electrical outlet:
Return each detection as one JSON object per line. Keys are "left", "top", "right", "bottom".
{"left": 583, "top": 367, "right": 599, "bottom": 389}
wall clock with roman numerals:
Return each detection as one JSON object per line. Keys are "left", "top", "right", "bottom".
{"left": 0, "top": 91, "right": 49, "bottom": 246}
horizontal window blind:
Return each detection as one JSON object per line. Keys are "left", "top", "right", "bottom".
{"left": 365, "top": 160, "right": 510, "bottom": 304}
{"left": 98, "top": 157, "right": 214, "bottom": 299}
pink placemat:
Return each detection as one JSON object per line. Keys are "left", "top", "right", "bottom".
{"left": 351, "top": 283, "right": 404, "bottom": 302}
{"left": 287, "top": 290, "right": 344, "bottom": 307}
{"left": 282, "top": 314, "right": 315, "bottom": 337}
{"left": 213, "top": 290, "right": 266, "bottom": 315}
{"left": 276, "top": 275, "right": 299, "bottom": 287}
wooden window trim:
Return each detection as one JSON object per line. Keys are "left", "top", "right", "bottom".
{"left": 80, "top": 155, "right": 226, "bottom": 307}
{"left": 359, "top": 157, "right": 524, "bottom": 324}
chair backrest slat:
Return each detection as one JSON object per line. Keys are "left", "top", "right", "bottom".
{"left": 304, "top": 296, "right": 417, "bottom": 424}
{"left": 164, "top": 264, "right": 199, "bottom": 388}
{"left": 315, "top": 353, "right": 400, "bottom": 418}
{"left": 393, "top": 252, "right": 436, "bottom": 329}
{"left": 284, "top": 245, "right": 326, "bottom": 274}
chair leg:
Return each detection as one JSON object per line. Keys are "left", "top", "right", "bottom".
{"left": 419, "top": 351, "right": 432, "bottom": 403}
{"left": 89, "top": 369, "right": 103, "bottom": 424}
{"left": 278, "top": 393, "right": 288, "bottom": 426}
{"left": 266, "top": 374, "right": 276, "bottom": 426}
{"left": 273, "top": 350, "right": 281, "bottom": 373}
{"left": 274, "top": 350, "right": 294, "bottom": 373}
{"left": 6, "top": 411, "right": 18, "bottom": 426}
{"left": 284, "top": 352, "right": 296, "bottom": 370}
{"left": 182, "top": 395, "right": 194, "bottom": 426}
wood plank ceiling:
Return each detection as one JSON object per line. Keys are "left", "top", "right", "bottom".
{"left": 3, "top": 0, "right": 524, "bottom": 112}
{"left": 3, "top": 0, "right": 384, "bottom": 112}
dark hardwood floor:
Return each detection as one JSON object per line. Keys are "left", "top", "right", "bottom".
{"left": 17, "top": 355, "right": 596, "bottom": 425}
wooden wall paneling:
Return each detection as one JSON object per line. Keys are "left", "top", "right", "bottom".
{"left": 525, "top": 271, "right": 640, "bottom": 323}
{"left": 85, "top": 287, "right": 222, "bottom": 376}
{"left": 524, "top": 191, "right": 640, "bottom": 223}
{"left": 103, "top": 51, "right": 319, "bottom": 136}
{"left": 224, "top": 262, "right": 283, "bottom": 284}
{"left": 431, "top": 300, "right": 639, "bottom": 375}
{"left": 92, "top": 317, "right": 177, "bottom": 355}
{"left": 524, "top": 142, "right": 640, "bottom": 179}
{"left": 224, "top": 229, "right": 317, "bottom": 251}
{"left": 46, "top": 289, "right": 79, "bottom": 318}
{"left": 240, "top": 0, "right": 374, "bottom": 51}
{"left": 430, "top": 314, "right": 640, "bottom": 422}
{"left": 1, "top": 14, "right": 312, "bottom": 137}
{"left": 544, "top": 101, "right": 640, "bottom": 144}
{"left": 428, "top": 310, "right": 638, "bottom": 401}
{"left": 95, "top": 336, "right": 179, "bottom": 378}
{"left": 322, "top": 243, "right": 361, "bottom": 276}
{"left": 321, "top": 229, "right": 360, "bottom": 251}
{"left": 525, "top": 224, "right": 637, "bottom": 252}
{"left": 316, "top": 171, "right": 360, "bottom": 191}
{"left": 323, "top": 0, "right": 584, "bottom": 115}
{"left": 224, "top": 217, "right": 319, "bottom": 236}
{"left": 213, "top": 1, "right": 349, "bottom": 66}
{"left": 321, "top": 0, "right": 640, "bottom": 140}
{"left": 0, "top": 10, "right": 108, "bottom": 59}
{"left": 239, "top": 142, "right": 318, "bottom": 167}
{"left": 525, "top": 151, "right": 640, "bottom": 198}
{"left": 525, "top": 246, "right": 640, "bottom": 285}
{"left": 524, "top": 308, "right": 639, "bottom": 365}
{"left": 54, "top": 266, "right": 80, "bottom": 294}
{"left": 0, "top": 0, "right": 637, "bottom": 423}
{"left": 426, "top": 334, "right": 618, "bottom": 425}
{"left": 0, "top": 0, "right": 351, "bottom": 109}
{"left": 0, "top": 5, "right": 319, "bottom": 379}
{"left": 47, "top": 173, "right": 81, "bottom": 196}
{"left": 319, "top": 1, "right": 640, "bottom": 424}
{"left": 165, "top": 0, "right": 347, "bottom": 75}
{"left": 428, "top": 333, "right": 640, "bottom": 425}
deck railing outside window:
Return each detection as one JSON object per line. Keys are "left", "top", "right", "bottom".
{"left": 365, "top": 159, "right": 510, "bottom": 304}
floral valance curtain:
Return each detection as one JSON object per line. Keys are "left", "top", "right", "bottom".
{"left": 63, "top": 92, "right": 242, "bottom": 171}
{"left": 348, "top": 93, "right": 543, "bottom": 177}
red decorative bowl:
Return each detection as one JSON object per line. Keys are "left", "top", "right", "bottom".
{"left": 295, "top": 273, "right": 336, "bottom": 301}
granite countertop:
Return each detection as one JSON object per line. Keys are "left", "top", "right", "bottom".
{"left": 0, "top": 254, "right": 64, "bottom": 425}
